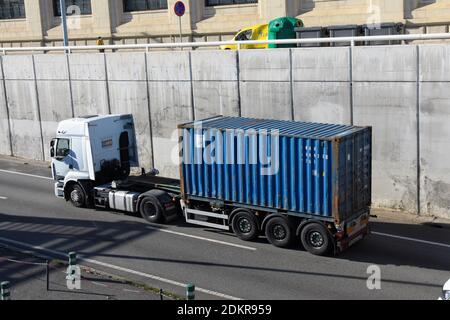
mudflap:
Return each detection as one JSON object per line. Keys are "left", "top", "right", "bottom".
{"left": 337, "top": 224, "right": 370, "bottom": 253}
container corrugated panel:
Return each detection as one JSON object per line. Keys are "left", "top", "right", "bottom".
{"left": 179, "top": 117, "right": 371, "bottom": 222}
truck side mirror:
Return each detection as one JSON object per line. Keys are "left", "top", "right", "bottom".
{"left": 50, "top": 139, "right": 56, "bottom": 158}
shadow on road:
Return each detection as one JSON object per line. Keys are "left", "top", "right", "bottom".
{"left": 336, "top": 220, "right": 450, "bottom": 272}
{"left": 0, "top": 212, "right": 448, "bottom": 292}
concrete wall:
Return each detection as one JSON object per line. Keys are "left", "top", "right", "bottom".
{"left": 0, "top": 45, "right": 449, "bottom": 219}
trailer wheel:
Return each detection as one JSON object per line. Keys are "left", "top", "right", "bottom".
{"left": 300, "top": 223, "right": 331, "bottom": 256}
{"left": 140, "top": 196, "right": 164, "bottom": 224}
{"left": 69, "top": 184, "right": 86, "bottom": 208}
{"left": 265, "top": 217, "right": 293, "bottom": 248}
{"left": 231, "top": 210, "right": 259, "bottom": 241}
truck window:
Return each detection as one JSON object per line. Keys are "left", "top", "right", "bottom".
{"left": 56, "top": 139, "right": 70, "bottom": 157}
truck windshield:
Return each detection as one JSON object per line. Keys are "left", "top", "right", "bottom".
{"left": 56, "top": 139, "right": 70, "bottom": 157}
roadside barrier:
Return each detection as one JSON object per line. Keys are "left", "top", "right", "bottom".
{"left": 186, "top": 283, "right": 195, "bottom": 300}
{"left": 1, "top": 281, "right": 10, "bottom": 300}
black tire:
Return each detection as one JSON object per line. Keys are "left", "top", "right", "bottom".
{"left": 139, "top": 196, "right": 164, "bottom": 224}
{"left": 265, "top": 217, "right": 293, "bottom": 248}
{"left": 231, "top": 210, "right": 259, "bottom": 241}
{"left": 69, "top": 184, "right": 86, "bottom": 208}
{"left": 300, "top": 223, "right": 331, "bottom": 256}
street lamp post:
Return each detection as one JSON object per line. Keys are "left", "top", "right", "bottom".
{"left": 60, "top": 0, "right": 69, "bottom": 48}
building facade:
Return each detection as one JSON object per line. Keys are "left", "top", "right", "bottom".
{"left": 0, "top": 0, "right": 449, "bottom": 47}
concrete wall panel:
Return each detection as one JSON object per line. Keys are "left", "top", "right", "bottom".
{"left": 292, "top": 47, "right": 350, "bottom": 82}
{"left": 34, "top": 55, "right": 69, "bottom": 80}
{"left": 108, "top": 81, "right": 153, "bottom": 170}
{"left": 2, "top": 55, "right": 34, "bottom": 80}
{"left": 419, "top": 44, "right": 450, "bottom": 82}
{"left": 5, "top": 80, "right": 43, "bottom": 160}
{"left": 147, "top": 52, "right": 190, "bottom": 81}
{"left": 106, "top": 52, "right": 146, "bottom": 81}
{"left": 239, "top": 49, "right": 290, "bottom": 82}
{"left": 191, "top": 50, "right": 237, "bottom": 81}
{"left": 149, "top": 81, "right": 192, "bottom": 178}
{"left": 37, "top": 81, "right": 73, "bottom": 161}
{"left": 353, "top": 46, "right": 417, "bottom": 82}
{"left": 193, "top": 81, "right": 239, "bottom": 119}
{"left": 354, "top": 82, "right": 418, "bottom": 213}
{"left": 419, "top": 82, "right": 450, "bottom": 218}
{"left": 240, "top": 82, "right": 291, "bottom": 120}
{"left": 69, "top": 54, "right": 106, "bottom": 81}
{"left": 293, "top": 82, "right": 351, "bottom": 125}
{"left": 0, "top": 81, "right": 11, "bottom": 156}
{"left": 71, "top": 81, "right": 109, "bottom": 116}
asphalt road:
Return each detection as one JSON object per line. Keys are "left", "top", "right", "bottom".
{"left": 0, "top": 156, "right": 449, "bottom": 300}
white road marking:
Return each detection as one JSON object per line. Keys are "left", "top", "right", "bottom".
{"left": 91, "top": 281, "right": 108, "bottom": 287}
{"left": 0, "top": 196, "right": 7, "bottom": 200}
{"left": 146, "top": 226, "right": 257, "bottom": 251}
{"left": 0, "top": 169, "right": 53, "bottom": 181}
{"left": 373, "top": 232, "right": 450, "bottom": 249}
{"left": 123, "top": 289, "right": 140, "bottom": 293}
{"left": 0, "top": 236, "right": 242, "bottom": 300}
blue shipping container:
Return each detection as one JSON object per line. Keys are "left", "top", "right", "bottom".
{"left": 179, "top": 117, "right": 371, "bottom": 223}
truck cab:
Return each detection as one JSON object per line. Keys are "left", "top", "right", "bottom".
{"left": 50, "top": 114, "right": 179, "bottom": 223}
{"left": 50, "top": 115, "right": 138, "bottom": 198}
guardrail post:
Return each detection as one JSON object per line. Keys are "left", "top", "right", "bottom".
{"left": 68, "top": 251, "right": 76, "bottom": 266}
{"left": 46, "top": 260, "right": 50, "bottom": 291}
{"left": 1, "top": 281, "right": 11, "bottom": 300}
{"left": 186, "top": 283, "right": 195, "bottom": 300}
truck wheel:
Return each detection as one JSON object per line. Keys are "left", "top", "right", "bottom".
{"left": 231, "top": 210, "right": 259, "bottom": 241}
{"left": 300, "top": 223, "right": 331, "bottom": 256}
{"left": 265, "top": 217, "right": 293, "bottom": 248}
{"left": 69, "top": 184, "right": 86, "bottom": 208}
{"left": 140, "top": 196, "right": 164, "bottom": 224}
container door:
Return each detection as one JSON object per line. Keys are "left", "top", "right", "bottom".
{"left": 337, "top": 128, "right": 372, "bottom": 221}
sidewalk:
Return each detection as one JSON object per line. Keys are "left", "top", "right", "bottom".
{"left": 0, "top": 246, "right": 178, "bottom": 300}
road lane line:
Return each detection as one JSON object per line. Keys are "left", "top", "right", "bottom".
{"left": 146, "top": 226, "right": 257, "bottom": 251}
{"left": 0, "top": 169, "right": 53, "bottom": 181}
{"left": 123, "top": 289, "right": 140, "bottom": 293}
{"left": 0, "top": 196, "right": 7, "bottom": 200}
{"left": 373, "top": 232, "right": 450, "bottom": 249}
{"left": 91, "top": 281, "right": 108, "bottom": 287}
{"left": 0, "top": 236, "right": 242, "bottom": 300}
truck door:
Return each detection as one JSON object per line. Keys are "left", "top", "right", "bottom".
{"left": 52, "top": 138, "right": 73, "bottom": 180}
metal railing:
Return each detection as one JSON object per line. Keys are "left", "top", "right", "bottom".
{"left": 0, "top": 32, "right": 450, "bottom": 54}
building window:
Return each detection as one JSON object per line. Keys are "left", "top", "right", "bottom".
{"left": 54, "top": 0, "right": 92, "bottom": 16}
{"left": 0, "top": 0, "right": 25, "bottom": 19}
{"left": 205, "top": 0, "right": 258, "bottom": 6}
{"left": 123, "top": 0, "right": 168, "bottom": 12}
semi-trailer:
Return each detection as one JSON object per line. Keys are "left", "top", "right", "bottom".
{"left": 50, "top": 114, "right": 372, "bottom": 256}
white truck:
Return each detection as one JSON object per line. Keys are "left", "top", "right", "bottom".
{"left": 50, "top": 114, "right": 180, "bottom": 224}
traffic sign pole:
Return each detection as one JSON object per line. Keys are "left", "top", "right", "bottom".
{"left": 179, "top": 16, "right": 182, "bottom": 43}
{"left": 174, "top": 1, "right": 186, "bottom": 44}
